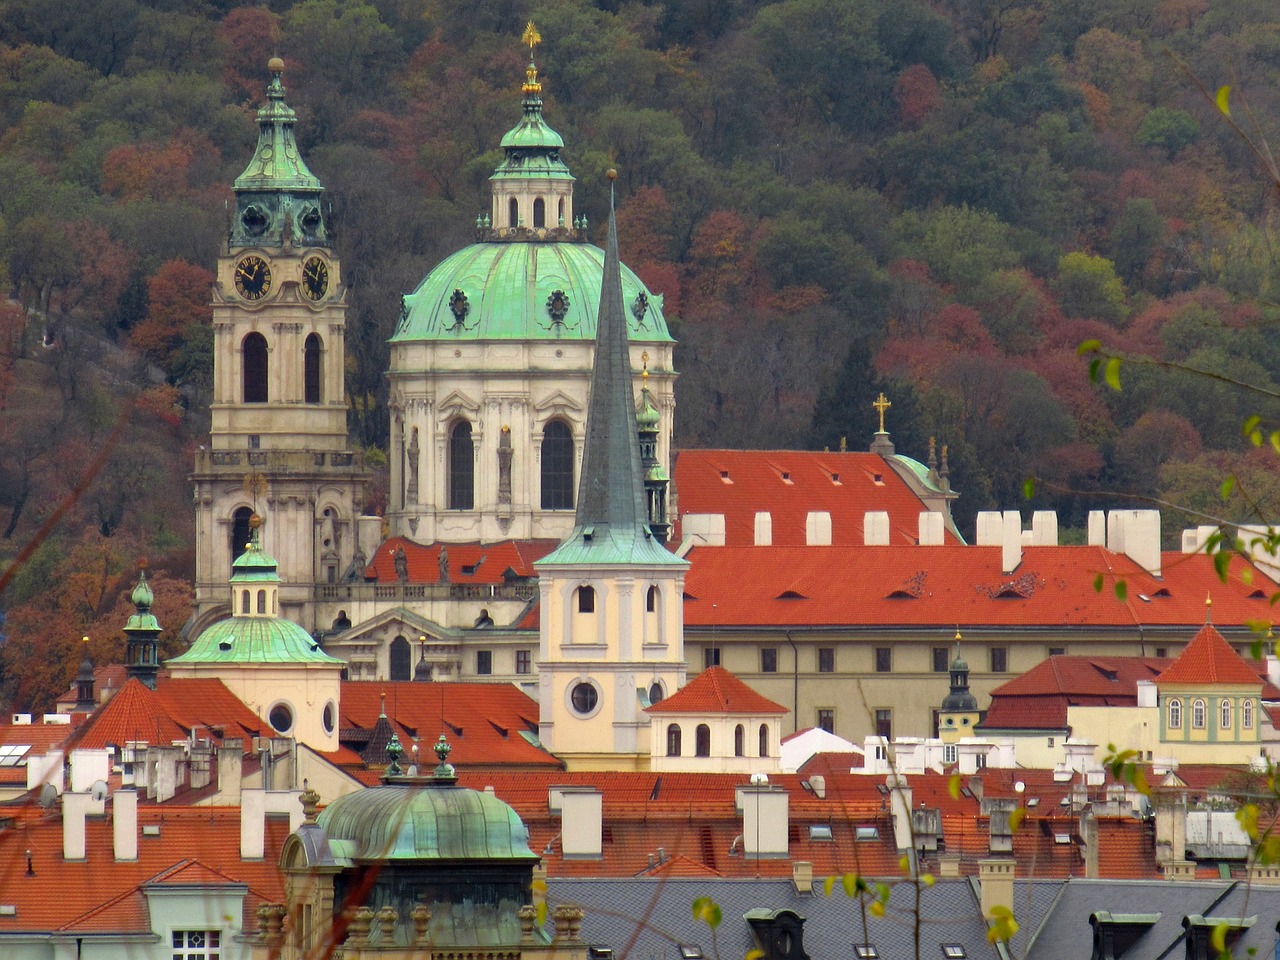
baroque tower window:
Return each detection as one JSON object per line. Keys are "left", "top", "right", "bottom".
{"left": 449, "top": 421, "right": 475, "bottom": 510}
{"left": 243, "top": 332, "right": 269, "bottom": 403}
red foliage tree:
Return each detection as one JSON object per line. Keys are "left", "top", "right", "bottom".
{"left": 128, "top": 260, "right": 214, "bottom": 374}
{"left": 894, "top": 64, "right": 940, "bottom": 127}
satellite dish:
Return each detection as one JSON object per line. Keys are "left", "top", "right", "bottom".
{"left": 38, "top": 783, "right": 58, "bottom": 808}
{"left": 90, "top": 780, "right": 109, "bottom": 802}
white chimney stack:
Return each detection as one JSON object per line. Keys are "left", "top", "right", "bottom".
{"left": 918, "top": 511, "right": 944, "bottom": 546}
{"left": 1088, "top": 510, "right": 1106, "bottom": 546}
{"left": 1109, "top": 509, "right": 1161, "bottom": 575}
{"left": 754, "top": 512, "right": 773, "bottom": 546}
{"left": 114, "top": 790, "right": 138, "bottom": 861}
{"left": 976, "top": 511, "right": 1002, "bottom": 546}
{"left": 806, "top": 511, "right": 832, "bottom": 546}
{"left": 554, "top": 788, "right": 603, "bottom": 858}
{"left": 863, "top": 511, "right": 889, "bottom": 546}
{"left": 1001, "top": 511, "right": 1022, "bottom": 574}
{"left": 63, "top": 792, "right": 92, "bottom": 861}
{"left": 1031, "top": 511, "right": 1058, "bottom": 546}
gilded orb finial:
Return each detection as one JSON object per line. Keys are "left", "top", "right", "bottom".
{"left": 641, "top": 350, "right": 650, "bottom": 382}
{"left": 268, "top": 56, "right": 284, "bottom": 75}
{"left": 606, "top": 167, "right": 617, "bottom": 181}
{"left": 872, "top": 392, "right": 892, "bottom": 433}
{"left": 521, "top": 22, "right": 543, "bottom": 95}
{"left": 1206, "top": 591, "right": 1212, "bottom": 624}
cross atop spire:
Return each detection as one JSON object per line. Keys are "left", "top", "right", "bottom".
{"left": 873, "top": 392, "right": 892, "bottom": 433}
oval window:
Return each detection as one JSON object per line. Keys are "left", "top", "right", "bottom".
{"left": 269, "top": 703, "right": 294, "bottom": 734}
{"left": 570, "top": 682, "right": 598, "bottom": 715}
{"left": 322, "top": 702, "right": 335, "bottom": 734}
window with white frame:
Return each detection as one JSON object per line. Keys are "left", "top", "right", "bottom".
{"left": 173, "top": 931, "right": 221, "bottom": 960}
{"left": 1244, "top": 698, "right": 1255, "bottom": 729}
{"left": 1220, "top": 698, "right": 1232, "bottom": 730}
{"left": 1192, "top": 698, "right": 1206, "bottom": 729}
{"left": 1168, "top": 698, "right": 1182, "bottom": 729}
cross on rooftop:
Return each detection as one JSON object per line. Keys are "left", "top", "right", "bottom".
{"left": 873, "top": 392, "right": 892, "bottom": 433}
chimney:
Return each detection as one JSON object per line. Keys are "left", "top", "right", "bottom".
{"left": 113, "top": 790, "right": 138, "bottom": 861}
{"left": 149, "top": 745, "right": 182, "bottom": 802}
{"left": 1238, "top": 524, "right": 1280, "bottom": 580}
{"left": 69, "top": 748, "right": 110, "bottom": 794}
{"left": 189, "top": 739, "right": 213, "bottom": 789}
{"left": 975, "top": 511, "right": 1002, "bottom": 545}
{"left": 554, "top": 787, "right": 603, "bottom": 858}
{"left": 62, "top": 791, "right": 92, "bottom": 861}
{"left": 918, "top": 511, "right": 944, "bottom": 546}
{"left": 1108, "top": 509, "right": 1161, "bottom": 575}
{"left": 1080, "top": 808, "right": 1099, "bottom": 879}
{"left": 806, "top": 511, "right": 832, "bottom": 546}
{"left": 737, "top": 784, "right": 789, "bottom": 857}
{"left": 219, "top": 738, "right": 243, "bottom": 804}
{"left": 1136, "top": 680, "right": 1157, "bottom": 707}
{"left": 684, "top": 513, "right": 726, "bottom": 546}
{"left": 1153, "top": 791, "right": 1187, "bottom": 865}
{"left": 791, "top": 861, "right": 813, "bottom": 894}
{"left": 1182, "top": 525, "right": 1216, "bottom": 554}
{"left": 754, "top": 512, "right": 773, "bottom": 546}
{"left": 938, "top": 853, "right": 962, "bottom": 878}
{"left": 863, "top": 511, "right": 889, "bottom": 546}
{"left": 241, "top": 787, "right": 266, "bottom": 859}
{"left": 886, "top": 773, "right": 913, "bottom": 856}
{"left": 978, "top": 859, "right": 1014, "bottom": 918}
{"left": 1031, "top": 510, "right": 1058, "bottom": 546}
{"left": 1001, "top": 510, "right": 1022, "bottom": 573}
{"left": 1088, "top": 510, "right": 1106, "bottom": 546}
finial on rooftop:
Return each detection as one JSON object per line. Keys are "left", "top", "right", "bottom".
{"left": 432, "top": 732, "right": 457, "bottom": 783}
{"left": 379, "top": 691, "right": 386, "bottom": 718}
{"left": 299, "top": 779, "right": 320, "bottom": 822}
{"left": 873, "top": 392, "right": 892, "bottom": 434}
{"left": 385, "top": 733, "right": 404, "bottom": 776}
{"left": 839, "top": 436, "right": 847, "bottom": 452}
{"left": 1206, "top": 592, "right": 1212, "bottom": 624}
{"left": 521, "top": 22, "right": 543, "bottom": 96}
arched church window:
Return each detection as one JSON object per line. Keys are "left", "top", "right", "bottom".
{"left": 541, "top": 420, "right": 574, "bottom": 509}
{"left": 734, "top": 724, "right": 744, "bottom": 757}
{"left": 646, "top": 585, "right": 658, "bottom": 613}
{"left": 243, "top": 333, "right": 268, "bottom": 403}
{"left": 1244, "top": 698, "right": 1255, "bottom": 729}
{"left": 666, "top": 724, "right": 681, "bottom": 756}
{"left": 1192, "top": 698, "right": 1206, "bottom": 729}
{"left": 1221, "top": 699, "right": 1233, "bottom": 730}
{"left": 241, "top": 590, "right": 251, "bottom": 614}
{"left": 231, "top": 507, "right": 253, "bottom": 564}
{"left": 695, "top": 724, "right": 711, "bottom": 757}
{"left": 558, "top": 198, "right": 565, "bottom": 226}
{"left": 1168, "top": 698, "right": 1182, "bottom": 729}
{"left": 304, "top": 333, "right": 322, "bottom": 404}
{"left": 257, "top": 589, "right": 266, "bottom": 614}
{"left": 389, "top": 635, "right": 411, "bottom": 682}
{"left": 577, "top": 585, "right": 595, "bottom": 613}
{"left": 759, "top": 723, "right": 770, "bottom": 757}
{"left": 448, "top": 421, "right": 474, "bottom": 510}
{"left": 533, "top": 197, "right": 546, "bottom": 228}
{"left": 508, "top": 197, "right": 519, "bottom": 228}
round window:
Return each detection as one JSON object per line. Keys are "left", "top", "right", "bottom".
{"left": 648, "top": 682, "right": 664, "bottom": 705}
{"left": 269, "top": 703, "right": 294, "bottom": 733}
{"left": 570, "top": 682, "right": 598, "bottom": 715}
{"left": 322, "top": 702, "right": 336, "bottom": 734}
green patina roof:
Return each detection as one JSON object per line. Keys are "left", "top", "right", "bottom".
{"left": 391, "top": 241, "right": 672, "bottom": 343}
{"left": 316, "top": 784, "right": 537, "bottom": 862}
{"left": 233, "top": 65, "right": 322, "bottom": 195}
{"left": 891, "top": 453, "right": 946, "bottom": 493}
{"left": 168, "top": 615, "right": 343, "bottom": 666}
{"left": 124, "top": 570, "right": 161, "bottom": 633}
{"left": 539, "top": 192, "right": 686, "bottom": 570}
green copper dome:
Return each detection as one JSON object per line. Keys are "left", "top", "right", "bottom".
{"left": 168, "top": 616, "right": 342, "bottom": 665}
{"left": 392, "top": 241, "right": 672, "bottom": 343}
{"left": 317, "top": 783, "right": 537, "bottom": 862}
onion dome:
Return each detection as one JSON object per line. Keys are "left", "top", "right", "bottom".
{"left": 942, "top": 633, "right": 978, "bottom": 713}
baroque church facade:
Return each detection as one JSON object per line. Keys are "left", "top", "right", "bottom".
{"left": 190, "top": 50, "right": 683, "bottom": 752}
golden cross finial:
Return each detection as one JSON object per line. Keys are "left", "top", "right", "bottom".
{"left": 872, "top": 392, "right": 892, "bottom": 433}
{"left": 522, "top": 21, "right": 542, "bottom": 54}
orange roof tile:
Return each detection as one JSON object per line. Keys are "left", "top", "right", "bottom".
{"left": 71, "top": 679, "right": 188, "bottom": 749}
{"left": 646, "top": 666, "right": 787, "bottom": 715}
{"left": 365, "top": 538, "right": 558, "bottom": 584}
{"left": 338, "top": 681, "right": 562, "bottom": 771}
{"left": 1156, "top": 623, "right": 1264, "bottom": 685}
{"left": 683, "top": 545, "right": 1278, "bottom": 628}
{"left": 672, "top": 449, "right": 958, "bottom": 546}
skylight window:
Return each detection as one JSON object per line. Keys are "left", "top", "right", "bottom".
{"left": 0, "top": 745, "right": 29, "bottom": 766}
{"left": 855, "top": 826, "right": 879, "bottom": 841}
{"left": 941, "top": 946, "right": 966, "bottom": 959}
{"left": 855, "top": 946, "right": 879, "bottom": 959}
{"left": 809, "top": 824, "right": 833, "bottom": 840}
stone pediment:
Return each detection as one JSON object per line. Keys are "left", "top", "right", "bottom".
{"left": 325, "top": 607, "right": 457, "bottom": 645}
{"left": 436, "top": 389, "right": 481, "bottom": 422}
{"left": 533, "top": 390, "right": 584, "bottom": 422}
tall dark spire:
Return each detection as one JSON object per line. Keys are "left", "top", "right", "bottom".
{"left": 539, "top": 176, "right": 683, "bottom": 567}
{"left": 123, "top": 568, "right": 162, "bottom": 690}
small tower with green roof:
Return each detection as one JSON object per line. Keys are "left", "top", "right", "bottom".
{"left": 123, "top": 567, "right": 162, "bottom": 690}
{"left": 194, "top": 57, "right": 367, "bottom": 637}
{"left": 171, "top": 516, "right": 346, "bottom": 751}
{"left": 939, "top": 632, "right": 981, "bottom": 745}
{"left": 635, "top": 353, "right": 671, "bottom": 544}
{"left": 533, "top": 174, "right": 689, "bottom": 771}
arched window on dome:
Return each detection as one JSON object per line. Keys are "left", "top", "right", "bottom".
{"left": 734, "top": 724, "right": 744, "bottom": 757}
{"left": 759, "top": 723, "right": 770, "bottom": 757}
{"left": 1192, "top": 698, "right": 1206, "bottom": 729}
{"left": 257, "top": 589, "right": 266, "bottom": 614}
{"left": 448, "top": 421, "right": 474, "bottom": 510}
{"left": 533, "top": 197, "right": 546, "bottom": 228}
{"left": 666, "top": 724, "right": 681, "bottom": 757}
{"left": 1168, "top": 698, "right": 1182, "bottom": 730}
{"left": 1221, "top": 699, "right": 1233, "bottom": 730}
{"left": 243, "top": 332, "right": 268, "bottom": 403}
{"left": 541, "top": 420, "right": 574, "bottom": 509}
{"left": 390, "top": 635, "right": 411, "bottom": 681}
{"left": 231, "top": 507, "right": 253, "bottom": 565}
{"left": 508, "top": 197, "right": 519, "bottom": 228}
{"left": 304, "top": 333, "right": 322, "bottom": 404}
{"left": 558, "top": 198, "right": 565, "bottom": 227}
{"left": 577, "top": 586, "right": 595, "bottom": 613}
{"left": 241, "top": 590, "right": 251, "bottom": 614}
{"left": 695, "top": 724, "right": 711, "bottom": 757}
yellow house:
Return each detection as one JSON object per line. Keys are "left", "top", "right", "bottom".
{"left": 1154, "top": 621, "right": 1263, "bottom": 758}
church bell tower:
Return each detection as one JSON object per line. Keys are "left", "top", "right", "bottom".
{"left": 193, "top": 58, "right": 366, "bottom": 632}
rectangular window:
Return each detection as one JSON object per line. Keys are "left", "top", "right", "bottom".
{"left": 761, "top": 648, "right": 778, "bottom": 673}
{"left": 990, "top": 646, "right": 1008, "bottom": 673}
{"left": 875, "top": 647, "right": 892, "bottom": 673}
{"left": 933, "top": 647, "right": 950, "bottom": 672}
{"left": 818, "top": 647, "right": 835, "bottom": 673}
{"left": 173, "top": 931, "right": 221, "bottom": 960}
{"left": 875, "top": 709, "right": 892, "bottom": 739}
{"left": 943, "top": 744, "right": 957, "bottom": 764}
{"left": 515, "top": 650, "right": 531, "bottom": 675}
{"left": 1154, "top": 647, "right": 1168, "bottom": 659}
{"left": 1048, "top": 646, "right": 1065, "bottom": 657}
{"left": 817, "top": 709, "right": 834, "bottom": 734}
{"left": 476, "top": 650, "right": 492, "bottom": 675}
{"left": 705, "top": 647, "right": 721, "bottom": 668}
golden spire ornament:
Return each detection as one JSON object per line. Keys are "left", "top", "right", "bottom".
{"left": 521, "top": 21, "right": 543, "bottom": 95}
{"left": 872, "top": 392, "right": 892, "bottom": 433}
{"left": 522, "top": 20, "right": 542, "bottom": 53}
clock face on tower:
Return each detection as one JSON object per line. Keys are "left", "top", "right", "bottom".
{"left": 302, "top": 256, "right": 329, "bottom": 301}
{"left": 234, "top": 255, "right": 272, "bottom": 301}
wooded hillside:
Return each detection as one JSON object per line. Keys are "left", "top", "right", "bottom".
{"left": 2, "top": 0, "right": 1279, "bottom": 708}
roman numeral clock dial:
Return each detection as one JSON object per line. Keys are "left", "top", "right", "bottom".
{"left": 234, "top": 255, "right": 272, "bottom": 301}
{"left": 302, "top": 256, "right": 329, "bottom": 301}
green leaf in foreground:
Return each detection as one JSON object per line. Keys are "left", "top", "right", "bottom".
{"left": 1216, "top": 84, "right": 1231, "bottom": 117}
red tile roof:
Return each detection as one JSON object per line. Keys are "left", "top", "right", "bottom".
{"left": 338, "top": 681, "right": 562, "bottom": 772}
{"left": 673, "top": 449, "right": 956, "bottom": 547}
{"left": 1156, "top": 623, "right": 1264, "bottom": 685}
{"left": 365, "top": 538, "right": 558, "bottom": 583}
{"left": 646, "top": 666, "right": 787, "bottom": 715}
{"left": 68, "top": 677, "right": 264, "bottom": 751}
{"left": 0, "top": 805, "right": 287, "bottom": 932}
{"left": 683, "top": 545, "right": 1278, "bottom": 628}
{"left": 71, "top": 679, "right": 188, "bottom": 749}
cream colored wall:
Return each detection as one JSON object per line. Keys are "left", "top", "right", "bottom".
{"left": 648, "top": 713, "right": 782, "bottom": 774}
{"left": 387, "top": 339, "right": 675, "bottom": 544}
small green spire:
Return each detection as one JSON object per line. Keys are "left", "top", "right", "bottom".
{"left": 432, "top": 732, "right": 457, "bottom": 782}
{"left": 385, "top": 733, "right": 404, "bottom": 776}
